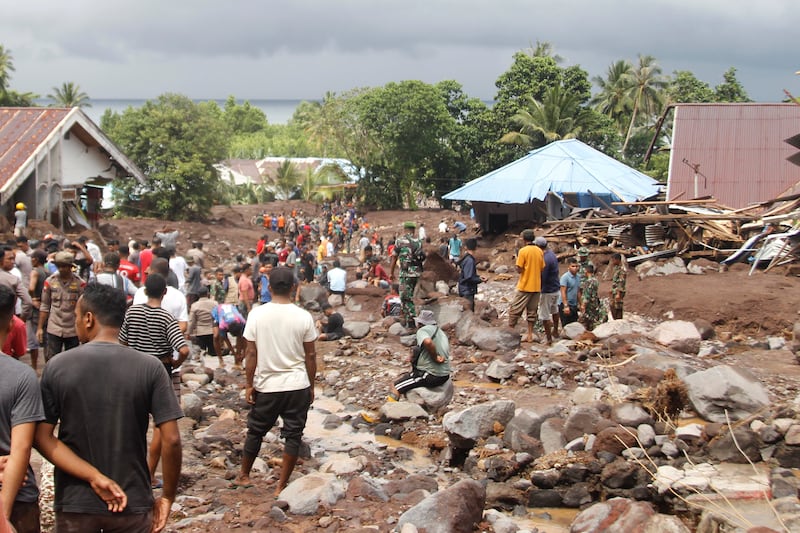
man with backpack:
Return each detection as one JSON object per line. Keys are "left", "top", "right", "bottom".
{"left": 388, "top": 310, "right": 450, "bottom": 401}
{"left": 389, "top": 221, "right": 425, "bottom": 328}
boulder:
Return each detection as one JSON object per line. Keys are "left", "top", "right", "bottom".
{"left": 684, "top": 365, "right": 771, "bottom": 423}
{"left": 593, "top": 427, "right": 638, "bottom": 456}
{"left": 539, "top": 417, "right": 566, "bottom": 454}
{"left": 708, "top": 426, "right": 761, "bottom": 463}
{"left": 470, "top": 326, "right": 521, "bottom": 354}
{"left": 379, "top": 402, "right": 429, "bottom": 422}
{"left": 563, "top": 321, "right": 586, "bottom": 339}
{"left": 388, "top": 322, "right": 409, "bottom": 336}
{"left": 636, "top": 257, "right": 687, "bottom": 278}
{"left": 427, "top": 302, "right": 464, "bottom": 330}
{"left": 405, "top": 380, "right": 454, "bottom": 413}
{"left": 569, "top": 498, "right": 656, "bottom": 533}
{"left": 181, "top": 393, "right": 203, "bottom": 422}
{"left": 343, "top": 321, "right": 371, "bottom": 339}
{"left": 296, "top": 284, "right": 328, "bottom": 306}
{"left": 396, "top": 479, "right": 485, "bottom": 533}
{"left": 502, "top": 409, "right": 546, "bottom": 447}
{"left": 279, "top": 473, "right": 346, "bottom": 515}
{"left": 443, "top": 400, "right": 516, "bottom": 448}
{"left": 563, "top": 406, "right": 604, "bottom": 442}
{"left": 485, "top": 360, "right": 517, "bottom": 381}
{"left": 648, "top": 320, "right": 701, "bottom": 354}
{"left": 571, "top": 387, "right": 602, "bottom": 405}
{"left": 611, "top": 403, "right": 653, "bottom": 427}
{"left": 592, "top": 320, "right": 633, "bottom": 339}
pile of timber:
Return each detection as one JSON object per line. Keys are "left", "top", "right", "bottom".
{"left": 539, "top": 195, "right": 800, "bottom": 267}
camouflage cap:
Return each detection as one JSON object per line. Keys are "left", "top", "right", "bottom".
{"left": 578, "top": 246, "right": 590, "bottom": 256}
{"left": 403, "top": 221, "right": 417, "bottom": 229}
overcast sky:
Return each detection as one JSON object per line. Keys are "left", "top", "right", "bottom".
{"left": 2, "top": 0, "right": 797, "bottom": 103}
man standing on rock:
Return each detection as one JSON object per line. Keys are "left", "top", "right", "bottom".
{"left": 36, "top": 283, "right": 183, "bottom": 533}
{"left": 535, "top": 237, "right": 561, "bottom": 344}
{"left": 390, "top": 221, "right": 425, "bottom": 328}
{"left": 457, "top": 238, "right": 485, "bottom": 312}
{"left": 237, "top": 267, "right": 317, "bottom": 496}
{"left": 560, "top": 258, "right": 581, "bottom": 326}
{"left": 508, "top": 230, "right": 544, "bottom": 343}
{"left": 609, "top": 253, "right": 627, "bottom": 320}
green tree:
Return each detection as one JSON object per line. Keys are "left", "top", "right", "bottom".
{"left": 300, "top": 164, "right": 349, "bottom": 202}
{"left": 500, "top": 85, "right": 585, "bottom": 147}
{"left": 591, "top": 60, "right": 633, "bottom": 131}
{"left": 713, "top": 67, "right": 751, "bottom": 102}
{"left": 223, "top": 95, "right": 268, "bottom": 134}
{"left": 48, "top": 81, "right": 91, "bottom": 108}
{"left": 665, "top": 70, "right": 714, "bottom": 103}
{"left": 525, "top": 40, "right": 564, "bottom": 63}
{"left": 622, "top": 54, "right": 667, "bottom": 156}
{"left": 271, "top": 159, "right": 301, "bottom": 200}
{"left": 0, "top": 45, "right": 36, "bottom": 106}
{"left": 103, "top": 93, "right": 229, "bottom": 220}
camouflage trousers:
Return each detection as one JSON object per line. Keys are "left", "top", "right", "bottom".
{"left": 399, "top": 275, "right": 419, "bottom": 327}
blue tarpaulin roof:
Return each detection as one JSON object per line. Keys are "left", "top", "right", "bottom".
{"left": 443, "top": 139, "right": 661, "bottom": 204}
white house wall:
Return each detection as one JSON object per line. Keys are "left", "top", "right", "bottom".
{"left": 61, "top": 134, "right": 116, "bottom": 187}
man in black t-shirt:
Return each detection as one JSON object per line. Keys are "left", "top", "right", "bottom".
{"left": 35, "top": 283, "right": 183, "bottom": 533}
{"left": 316, "top": 303, "right": 344, "bottom": 341}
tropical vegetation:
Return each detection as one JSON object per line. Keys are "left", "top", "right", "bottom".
{"left": 1, "top": 41, "right": 759, "bottom": 218}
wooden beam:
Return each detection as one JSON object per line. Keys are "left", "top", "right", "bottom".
{"left": 611, "top": 198, "right": 718, "bottom": 206}
{"left": 542, "top": 213, "right": 755, "bottom": 225}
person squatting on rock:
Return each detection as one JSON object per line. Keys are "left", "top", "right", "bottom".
{"left": 0, "top": 285, "right": 44, "bottom": 533}
{"left": 316, "top": 302, "right": 344, "bottom": 341}
{"left": 35, "top": 282, "right": 183, "bottom": 533}
{"left": 237, "top": 267, "right": 318, "bottom": 496}
{"left": 560, "top": 257, "right": 581, "bottom": 326}
{"left": 390, "top": 221, "right": 425, "bottom": 328}
{"left": 389, "top": 310, "right": 451, "bottom": 401}
{"left": 457, "top": 238, "right": 486, "bottom": 312}
{"left": 508, "top": 230, "right": 544, "bottom": 343}
{"left": 610, "top": 253, "right": 627, "bottom": 320}
{"left": 536, "top": 237, "right": 561, "bottom": 344}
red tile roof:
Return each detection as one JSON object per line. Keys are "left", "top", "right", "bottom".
{"left": 0, "top": 107, "right": 72, "bottom": 190}
{"left": 667, "top": 103, "right": 800, "bottom": 208}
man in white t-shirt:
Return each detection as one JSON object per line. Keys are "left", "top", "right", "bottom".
{"left": 132, "top": 258, "right": 188, "bottom": 329}
{"left": 236, "top": 267, "right": 317, "bottom": 496}
{"left": 326, "top": 259, "right": 347, "bottom": 296}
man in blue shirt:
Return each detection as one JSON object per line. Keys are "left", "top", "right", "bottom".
{"left": 448, "top": 234, "right": 462, "bottom": 264}
{"left": 560, "top": 257, "right": 581, "bottom": 326}
{"left": 535, "top": 237, "right": 560, "bottom": 343}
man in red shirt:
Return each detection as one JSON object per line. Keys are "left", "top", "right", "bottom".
{"left": 139, "top": 238, "right": 161, "bottom": 284}
{"left": 117, "top": 244, "right": 141, "bottom": 286}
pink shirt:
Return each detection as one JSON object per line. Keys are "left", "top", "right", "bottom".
{"left": 238, "top": 276, "right": 255, "bottom": 304}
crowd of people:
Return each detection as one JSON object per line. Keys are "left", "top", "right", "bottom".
{"left": 0, "top": 204, "right": 624, "bottom": 532}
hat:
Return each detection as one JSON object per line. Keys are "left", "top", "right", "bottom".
{"left": 578, "top": 246, "right": 590, "bottom": 257}
{"left": 269, "top": 266, "right": 295, "bottom": 290}
{"left": 54, "top": 251, "right": 75, "bottom": 266}
{"left": 534, "top": 236, "right": 547, "bottom": 248}
{"left": 186, "top": 255, "right": 195, "bottom": 264}
{"left": 403, "top": 221, "right": 417, "bottom": 229}
{"left": 414, "top": 309, "right": 437, "bottom": 326}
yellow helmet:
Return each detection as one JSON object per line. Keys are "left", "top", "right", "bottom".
{"left": 15, "top": 202, "right": 25, "bottom": 210}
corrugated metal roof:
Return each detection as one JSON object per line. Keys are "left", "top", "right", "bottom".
{"left": 0, "top": 107, "right": 145, "bottom": 202}
{"left": 667, "top": 103, "right": 800, "bottom": 208}
{"left": 0, "top": 107, "right": 71, "bottom": 190}
{"left": 443, "top": 139, "right": 660, "bottom": 203}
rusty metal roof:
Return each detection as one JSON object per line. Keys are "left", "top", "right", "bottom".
{"left": 0, "top": 107, "right": 72, "bottom": 190}
{"left": 0, "top": 107, "right": 145, "bottom": 201}
{"left": 667, "top": 103, "right": 800, "bottom": 208}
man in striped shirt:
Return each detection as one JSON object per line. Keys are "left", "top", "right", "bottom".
{"left": 120, "top": 273, "right": 189, "bottom": 488}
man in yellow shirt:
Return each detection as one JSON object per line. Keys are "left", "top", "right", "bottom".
{"left": 508, "top": 229, "right": 544, "bottom": 343}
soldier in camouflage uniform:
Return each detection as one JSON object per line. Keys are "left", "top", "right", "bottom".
{"left": 576, "top": 246, "right": 594, "bottom": 290}
{"left": 579, "top": 263, "right": 606, "bottom": 330}
{"left": 609, "top": 253, "right": 627, "bottom": 320}
{"left": 390, "top": 221, "right": 425, "bottom": 327}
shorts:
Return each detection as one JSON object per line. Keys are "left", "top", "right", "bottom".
{"left": 394, "top": 368, "right": 449, "bottom": 395}
{"left": 538, "top": 292, "right": 559, "bottom": 320}
{"left": 10, "top": 500, "right": 40, "bottom": 533}
{"left": 26, "top": 319, "right": 40, "bottom": 350}
{"left": 244, "top": 387, "right": 311, "bottom": 457}
{"left": 507, "top": 290, "right": 540, "bottom": 325}
{"left": 55, "top": 510, "right": 152, "bottom": 533}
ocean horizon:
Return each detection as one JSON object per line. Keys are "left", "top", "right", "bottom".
{"left": 35, "top": 97, "right": 309, "bottom": 126}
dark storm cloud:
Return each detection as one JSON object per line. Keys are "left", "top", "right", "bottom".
{"left": 2, "top": 0, "right": 796, "bottom": 100}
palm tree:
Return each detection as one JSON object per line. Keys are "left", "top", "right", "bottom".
{"left": 48, "top": 81, "right": 91, "bottom": 108}
{"left": 500, "top": 85, "right": 584, "bottom": 147}
{"left": 525, "top": 40, "right": 564, "bottom": 63}
{"left": 273, "top": 160, "right": 301, "bottom": 200}
{"left": 0, "top": 45, "right": 14, "bottom": 95}
{"left": 621, "top": 55, "right": 667, "bottom": 156}
{"left": 591, "top": 60, "right": 634, "bottom": 132}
